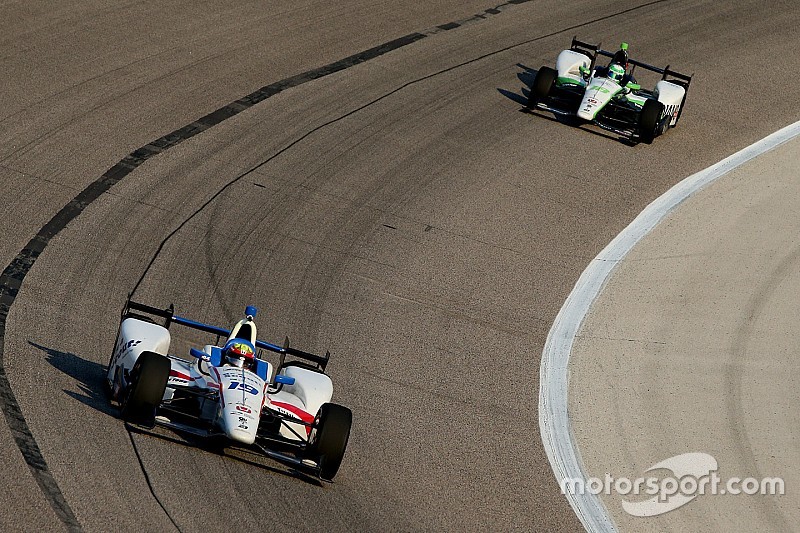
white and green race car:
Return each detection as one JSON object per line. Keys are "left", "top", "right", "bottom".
{"left": 527, "top": 38, "right": 692, "bottom": 144}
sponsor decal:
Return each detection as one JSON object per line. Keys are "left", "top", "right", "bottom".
{"left": 231, "top": 414, "right": 254, "bottom": 432}
{"left": 222, "top": 370, "right": 260, "bottom": 384}
{"left": 269, "top": 400, "right": 315, "bottom": 436}
{"left": 111, "top": 338, "right": 142, "bottom": 368}
{"left": 587, "top": 98, "right": 599, "bottom": 105}
{"left": 662, "top": 103, "right": 680, "bottom": 121}
{"left": 169, "top": 370, "right": 193, "bottom": 382}
{"left": 227, "top": 382, "right": 259, "bottom": 395}
{"left": 235, "top": 404, "right": 252, "bottom": 414}
{"left": 588, "top": 85, "right": 610, "bottom": 94}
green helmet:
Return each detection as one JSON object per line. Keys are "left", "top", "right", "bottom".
{"left": 608, "top": 63, "right": 625, "bottom": 82}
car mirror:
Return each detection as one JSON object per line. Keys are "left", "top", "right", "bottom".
{"left": 190, "top": 347, "right": 210, "bottom": 361}
{"left": 626, "top": 82, "right": 641, "bottom": 90}
{"left": 274, "top": 374, "right": 295, "bottom": 385}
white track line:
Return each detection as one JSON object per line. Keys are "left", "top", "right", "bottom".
{"left": 538, "top": 120, "right": 800, "bottom": 532}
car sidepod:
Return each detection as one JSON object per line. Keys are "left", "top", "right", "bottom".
{"left": 654, "top": 80, "right": 686, "bottom": 127}
{"left": 107, "top": 317, "right": 171, "bottom": 402}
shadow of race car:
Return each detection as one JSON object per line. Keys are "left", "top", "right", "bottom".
{"left": 106, "top": 299, "right": 352, "bottom": 481}
{"left": 527, "top": 38, "right": 692, "bottom": 143}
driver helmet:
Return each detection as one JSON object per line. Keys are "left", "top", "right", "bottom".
{"left": 608, "top": 63, "right": 625, "bottom": 83}
{"left": 223, "top": 339, "right": 256, "bottom": 369}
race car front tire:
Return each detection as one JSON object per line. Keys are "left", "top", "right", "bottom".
{"left": 121, "top": 351, "right": 170, "bottom": 427}
{"left": 638, "top": 99, "right": 665, "bottom": 144}
{"left": 307, "top": 403, "right": 352, "bottom": 481}
{"left": 527, "top": 66, "right": 556, "bottom": 108}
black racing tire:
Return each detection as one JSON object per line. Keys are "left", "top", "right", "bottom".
{"left": 638, "top": 99, "right": 665, "bottom": 144}
{"left": 526, "top": 66, "right": 557, "bottom": 108}
{"left": 307, "top": 403, "right": 352, "bottom": 481}
{"left": 120, "top": 351, "right": 170, "bottom": 426}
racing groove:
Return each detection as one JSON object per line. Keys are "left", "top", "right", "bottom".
{"left": 3, "top": 0, "right": 800, "bottom": 531}
{"left": 0, "top": 5, "right": 524, "bottom": 529}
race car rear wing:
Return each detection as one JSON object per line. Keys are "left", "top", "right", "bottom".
{"left": 570, "top": 37, "right": 693, "bottom": 90}
{"left": 121, "top": 299, "right": 330, "bottom": 370}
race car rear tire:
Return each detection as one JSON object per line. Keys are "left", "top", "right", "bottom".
{"left": 527, "top": 66, "right": 556, "bottom": 108}
{"left": 638, "top": 99, "right": 665, "bottom": 144}
{"left": 307, "top": 403, "right": 352, "bottom": 481}
{"left": 121, "top": 351, "right": 170, "bottom": 427}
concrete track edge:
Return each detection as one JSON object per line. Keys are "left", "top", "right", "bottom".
{"left": 538, "top": 119, "right": 800, "bottom": 532}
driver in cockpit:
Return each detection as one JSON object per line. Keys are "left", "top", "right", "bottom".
{"left": 605, "top": 42, "right": 636, "bottom": 89}
{"left": 221, "top": 339, "right": 257, "bottom": 372}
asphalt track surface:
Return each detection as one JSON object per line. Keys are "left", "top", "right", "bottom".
{"left": 2, "top": 0, "right": 800, "bottom": 531}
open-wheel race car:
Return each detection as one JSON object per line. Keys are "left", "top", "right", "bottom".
{"left": 106, "top": 299, "right": 352, "bottom": 481}
{"left": 527, "top": 38, "right": 692, "bottom": 143}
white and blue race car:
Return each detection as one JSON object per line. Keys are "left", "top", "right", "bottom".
{"left": 527, "top": 38, "right": 692, "bottom": 143}
{"left": 106, "top": 299, "right": 352, "bottom": 481}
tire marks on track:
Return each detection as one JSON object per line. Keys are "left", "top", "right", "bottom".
{"left": 0, "top": 5, "right": 524, "bottom": 529}
{"left": 131, "top": 0, "right": 671, "bottom": 295}
{"left": 0, "top": 0, "right": 666, "bottom": 528}
{"left": 127, "top": 430, "right": 183, "bottom": 532}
